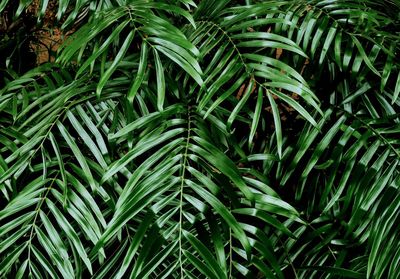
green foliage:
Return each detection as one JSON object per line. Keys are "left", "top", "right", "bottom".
{"left": 1, "top": 0, "right": 400, "bottom": 278}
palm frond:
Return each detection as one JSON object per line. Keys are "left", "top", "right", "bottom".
{"left": 1, "top": 0, "right": 400, "bottom": 278}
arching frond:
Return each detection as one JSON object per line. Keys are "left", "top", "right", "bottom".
{"left": 1, "top": 0, "right": 400, "bottom": 278}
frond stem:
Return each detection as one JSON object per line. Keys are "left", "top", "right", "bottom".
{"left": 27, "top": 175, "right": 58, "bottom": 275}
{"left": 178, "top": 107, "right": 192, "bottom": 278}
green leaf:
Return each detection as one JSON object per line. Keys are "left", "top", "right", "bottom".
{"left": 187, "top": 180, "right": 251, "bottom": 255}
{"left": 319, "top": 23, "right": 337, "bottom": 65}
{"left": 243, "top": 53, "right": 307, "bottom": 84}
{"left": 35, "top": 225, "right": 74, "bottom": 278}
{"left": 76, "top": 19, "right": 131, "bottom": 77}
{"left": 227, "top": 79, "right": 254, "bottom": 131}
{"left": 135, "top": 241, "right": 177, "bottom": 278}
{"left": 39, "top": 210, "right": 70, "bottom": 263}
{"left": 57, "top": 121, "right": 97, "bottom": 192}
{"left": 393, "top": 71, "right": 400, "bottom": 104}
{"left": 46, "top": 199, "right": 93, "bottom": 274}
{"left": 15, "top": 259, "right": 28, "bottom": 279}
{"left": 0, "top": 225, "right": 30, "bottom": 254}
{"left": 0, "top": 243, "right": 27, "bottom": 276}
{"left": 102, "top": 128, "right": 184, "bottom": 183}
{"left": 115, "top": 212, "right": 154, "bottom": 279}
{"left": 267, "top": 90, "right": 282, "bottom": 158}
{"left": 31, "top": 245, "right": 59, "bottom": 278}
{"left": 127, "top": 40, "right": 149, "bottom": 103}
{"left": 351, "top": 35, "right": 381, "bottom": 77}
{"left": 271, "top": 89, "right": 318, "bottom": 127}
{"left": 97, "top": 29, "right": 136, "bottom": 97}
{"left": 183, "top": 230, "right": 227, "bottom": 279}
{"left": 109, "top": 104, "right": 183, "bottom": 140}
{"left": 249, "top": 87, "right": 263, "bottom": 148}
{"left": 155, "top": 45, "right": 203, "bottom": 86}
{"left": 153, "top": 49, "right": 166, "bottom": 111}
{"left": 49, "top": 132, "right": 68, "bottom": 206}
{"left": 67, "top": 111, "right": 107, "bottom": 169}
